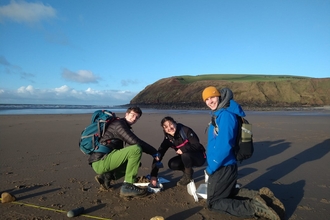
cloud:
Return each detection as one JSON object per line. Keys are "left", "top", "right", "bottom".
{"left": 54, "top": 85, "right": 70, "bottom": 93}
{"left": 0, "top": 56, "right": 10, "bottom": 66}
{"left": 0, "top": 56, "right": 20, "bottom": 71}
{"left": 62, "top": 68, "right": 101, "bottom": 83}
{"left": 0, "top": 55, "right": 35, "bottom": 80}
{"left": 121, "top": 79, "right": 139, "bottom": 86}
{"left": 0, "top": 0, "right": 56, "bottom": 24}
{"left": 17, "top": 85, "right": 34, "bottom": 94}
{"left": 0, "top": 85, "right": 136, "bottom": 105}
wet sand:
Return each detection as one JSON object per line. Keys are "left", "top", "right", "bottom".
{"left": 1, "top": 111, "right": 330, "bottom": 220}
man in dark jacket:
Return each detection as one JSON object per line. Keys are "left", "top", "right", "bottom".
{"left": 90, "top": 106, "right": 159, "bottom": 198}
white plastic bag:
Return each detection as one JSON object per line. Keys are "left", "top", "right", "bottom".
{"left": 204, "top": 170, "right": 209, "bottom": 183}
{"left": 187, "top": 180, "right": 198, "bottom": 202}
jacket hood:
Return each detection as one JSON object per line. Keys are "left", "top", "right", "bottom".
{"left": 226, "top": 99, "right": 246, "bottom": 117}
{"left": 213, "top": 88, "right": 245, "bottom": 117}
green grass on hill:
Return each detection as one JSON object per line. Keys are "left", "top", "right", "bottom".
{"left": 176, "top": 74, "right": 309, "bottom": 84}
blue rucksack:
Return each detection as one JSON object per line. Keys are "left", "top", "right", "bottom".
{"left": 79, "top": 110, "right": 117, "bottom": 155}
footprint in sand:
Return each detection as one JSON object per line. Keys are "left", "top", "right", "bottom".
{"left": 297, "top": 205, "right": 313, "bottom": 210}
{"left": 320, "top": 198, "right": 330, "bottom": 204}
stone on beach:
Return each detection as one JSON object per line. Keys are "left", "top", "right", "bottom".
{"left": 1, "top": 192, "right": 16, "bottom": 203}
{"left": 150, "top": 216, "right": 165, "bottom": 220}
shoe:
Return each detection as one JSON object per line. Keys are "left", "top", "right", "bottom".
{"left": 177, "top": 168, "right": 194, "bottom": 186}
{"left": 259, "top": 187, "right": 285, "bottom": 220}
{"left": 236, "top": 188, "right": 258, "bottom": 199}
{"left": 177, "top": 174, "right": 191, "bottom": 186}
{"left": 95, "top": 172, "right": 113, "bottom": 190}
{"left": 95, "top": 175, "right": 109, "bottom": 190}
{"left": 120, "top": 182, "right": 147, "bottom": 197}
{"left": 252, "top": 195, "right": 280, "bottom": 220}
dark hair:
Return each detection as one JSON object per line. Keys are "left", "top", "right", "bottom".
{"left": 127, "top": 106, "right": 142, "bottom": 117}
{"left": 160, "top": 116, "right": 177, "bottom": 127}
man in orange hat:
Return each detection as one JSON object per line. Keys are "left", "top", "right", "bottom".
{"left": 202, "top": 86, "right": 284, "bottom": 220}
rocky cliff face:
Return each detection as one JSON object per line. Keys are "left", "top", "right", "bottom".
{"left": 130, "top": 76, "right": 330, "bottom": 109}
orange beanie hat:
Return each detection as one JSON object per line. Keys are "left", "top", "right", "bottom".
{"left": 202, "top": 86, "right": 221, "bottom": 101}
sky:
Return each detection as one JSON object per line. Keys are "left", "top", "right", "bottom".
{"left": 0, "top": 0, "right": 329, "bottom": 106}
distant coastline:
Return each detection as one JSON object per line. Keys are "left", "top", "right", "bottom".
{"left": 0, "top": 104, "right": 118, "bottom": 110}
{"left": 119, "top": 103, "right": 330, "bottom": 112}
{"left": 0, "top": 104, "right": 329, "bottom": 116}
{"left": 1, "top": 103, "right": 330, "bottom": 112}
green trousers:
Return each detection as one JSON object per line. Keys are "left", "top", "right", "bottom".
{"left": 92, "top": 145, "right": 142, "bottom": 184}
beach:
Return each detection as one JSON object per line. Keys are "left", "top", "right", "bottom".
{"left": 1, "top": 111, "right": 330, "bottom": 220}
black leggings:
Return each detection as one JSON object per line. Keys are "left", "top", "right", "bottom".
{"left": 168, "top": 151, "right": 206, "bottom": 170}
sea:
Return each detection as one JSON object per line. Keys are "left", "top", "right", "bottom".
{"left": 0, "top": 104, "right": 209, "bottom": 115}
{"left": 0, "top": 104, "right": 329, "bottom": 116}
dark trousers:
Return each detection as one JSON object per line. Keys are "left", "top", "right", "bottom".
{"left": 168, "top": 151, "right": 206, "bottom": 170}
{"left": 207, "top": 164, "right": 254, "bottom": 218}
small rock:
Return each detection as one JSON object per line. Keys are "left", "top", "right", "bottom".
{"left": 1, "top": 192, "right": 16, "bottom": 203}
{"left": 150, "top": 216, "right": 164, "bottom": 220}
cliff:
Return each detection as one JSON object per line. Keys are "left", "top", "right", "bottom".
{"left": 130, "top": 75, "right": 330, "bottom": 109}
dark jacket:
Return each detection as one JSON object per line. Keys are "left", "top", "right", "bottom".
{"left": 160, "top": 123, "right": 205, "bottom": 154}
{"left": 150, "top": 123, "right": 205, "bottom": 176}
{"left": 88, "top": 118, "right": 158, "bottom": 164}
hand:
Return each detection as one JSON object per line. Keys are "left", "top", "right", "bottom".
{"left": 150, "top": 176, "right": 158, "bottom": 187}
{"left": 153, "top": 152, "right": 161, "bottom": 161}
{"left": 176, "top": 149, "right": 183, "bottom": 155}
{"left": 156, "top": 161, "right": 163, "bottom": 168}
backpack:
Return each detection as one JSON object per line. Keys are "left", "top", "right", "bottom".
{"left": 79, "top": 110, "right": 117, "bottom": 155}
{"left": 212, "top": 114, "right": 254, "bottom": 162}
{"left": 234, "top": 115, "right": 254, "bottom": 162}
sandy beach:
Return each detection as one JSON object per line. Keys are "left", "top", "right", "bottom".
{"left": 1, "top": 111, "right": 330, "bottom": 220}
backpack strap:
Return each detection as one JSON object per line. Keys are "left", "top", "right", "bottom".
{"left": 210, "top": 115, "right": 219, "bottom": 135}
{"left": 179, "top": 127, "right": 187, "bottom": 140}
{"left": 175, "top": 126, "right": 189, "bottom": 149}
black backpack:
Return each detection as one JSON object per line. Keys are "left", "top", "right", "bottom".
{"left": 234, "top": 115, "right": 254, "bottom": 162}
{"left": 212, "top": 114, "right": 254, "bottom": 162}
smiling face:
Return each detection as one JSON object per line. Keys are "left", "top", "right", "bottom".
{"left": 162, "top": 120, "right": 177, "bottom": 136}
{"left": 125, "top": 110, "right": 140, "bottom": 125}
{"left": 205, "top": 96, "right": 220, "bottom": 111}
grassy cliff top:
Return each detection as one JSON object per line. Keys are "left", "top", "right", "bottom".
{"left": 130, "top": 74, "right": 329, "bottom": 109}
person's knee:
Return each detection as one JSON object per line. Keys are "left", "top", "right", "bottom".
{"left": 168, "top": 160, "right": 183, "bottom": 170}
{"left": 130, "top": 145, "right": 142, "bottom": 155}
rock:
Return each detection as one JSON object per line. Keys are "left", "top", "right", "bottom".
{"left": 1, "top": 192, "right": 16, "bottom": 203}
{"left": 150, "top": 216, "right": 164, "bottom": 220}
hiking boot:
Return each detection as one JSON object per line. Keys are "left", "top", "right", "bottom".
{"left": 95, "top": 175, "right": 110, "bottom": 190}
{"left": 236, "top": 188, "right": 258, "bottom": 199}
{"left": 259, "top": 187, "right": 285, "bottom": 220}
{"left": 177, "top": 174, "right": 191, "bottom": 186}
{"left": 252, "top": 195, "right": 280, "bottom": 220}
{"left": 95, "top": 172, "right": 114, "bottom": 190}
{"left": 177, "top": 168, "right": 194, "bottom": 186}
{"left": 120, "top": 182, "right": 147, "bottom": 198}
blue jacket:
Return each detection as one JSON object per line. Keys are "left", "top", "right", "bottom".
{"left": 205, "top": 99, "right": 246, "bottom": 175}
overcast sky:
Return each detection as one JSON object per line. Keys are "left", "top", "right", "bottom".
{"left": 1, "top": 0, "right": 329, "bottom": 105}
